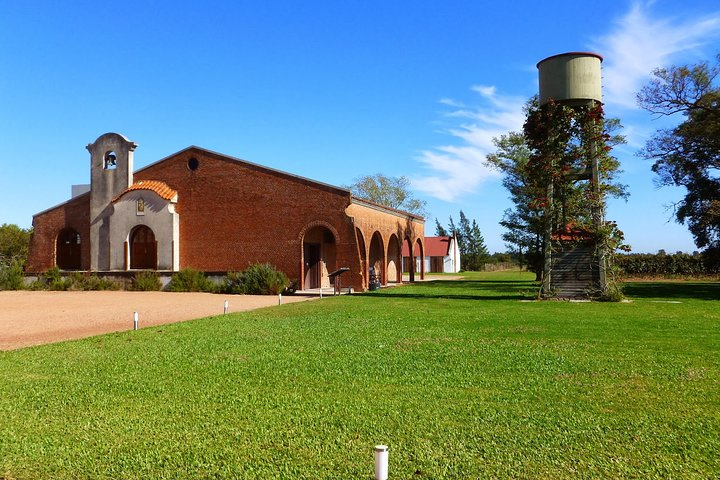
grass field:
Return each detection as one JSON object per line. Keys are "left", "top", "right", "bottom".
{"left": 1, "top": 272, "right": 718, "bottom": 479}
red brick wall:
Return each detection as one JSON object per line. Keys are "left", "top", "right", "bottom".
{"left": 26, "top": 147, "right": 425, "bottom": 292}
{"left": 26, "top": 194, "right": 91, "bottom": 273}
{"left": 136, "top": 149, "right": 363, "bottom": 288}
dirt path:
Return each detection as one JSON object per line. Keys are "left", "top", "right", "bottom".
{"left": 0, "top": 291, "right": 315, "bottom": 351}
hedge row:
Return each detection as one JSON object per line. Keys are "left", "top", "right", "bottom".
{"left": 617, "top": 251, "right": 720, "bottom": 277}
{"left": 0, "top": 263, "right": 294, "bottom": 295}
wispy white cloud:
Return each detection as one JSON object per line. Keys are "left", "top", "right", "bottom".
{"left": 412, "top": 87, "right": 525, "bottom": 202}
{"left": 414, "top": 2, "right": 720, "bottom": 203}
{"left": 595, "top": 2, "right": 720, "bottom": 109}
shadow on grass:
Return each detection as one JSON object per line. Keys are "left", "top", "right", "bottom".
{"left": 360, "top": 279, "right": 538, "bottom": 301}
{"left": 623, "top": 281, "right": 720, "bottom": 301}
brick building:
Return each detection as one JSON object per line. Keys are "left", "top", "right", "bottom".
{"left": 26, "top": 133, "right": 425, "bottom": 291}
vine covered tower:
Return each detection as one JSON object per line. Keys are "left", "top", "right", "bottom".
{"left": 535, "top": 52, "right": 607, "bottom": 297}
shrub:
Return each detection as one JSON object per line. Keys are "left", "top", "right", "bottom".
{"left": 41, "top": 266, "right": 70, "bottom": 290}
{"left": 167, "top": 268, "right": 215, "bottom": 292}
{"left": 221, "top": 263, "right": 289, "bottom": 295}
{"left": 130, "top": 271, "right": 162, "bottom": 291}
{"left": 0, "top": 259, "right": 25, "bottom": 290}
{"left": 29, "top": 268, "right": 120, "bottom": 291}
{"left": 283, "top": 279, "right": 299, "bottom": 295}
{"left": 221, "top": 271, "right": 246, "bottom": 295}
{"left": 77, "top": 274, "right": 120, "bottom": 291}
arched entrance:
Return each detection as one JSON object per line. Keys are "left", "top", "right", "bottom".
{"left": 403, "top": 236, "right": 414, "bottom": 282}
{"left": 302, "top": 226, "right": 337, "bottom": 289}
{"left": 369, "top": 232, "right": 385, "bottom": 285}
{"left": 56, "top": 228, "right": 81, "bottom": 270}
{"left": 130, "top": 225, "right": 157, "bottom": 269}
{"left": 414, "top": 238, "right": 425, "bottom": 280}
{"left": 387, "top": 234, "right": 401, "bottom": 283}
{"left": 356, "top": 228, "right": 367, "bottom": 288}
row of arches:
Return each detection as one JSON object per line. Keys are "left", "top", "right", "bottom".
{"left": 300, "top": 224, "right": 424, "bottom": 291}
{"left": 356, "top": 228, "right": 424, "bottom": 288}
{"left": 55, "top": 222, "right": 424, "bottom": 292}
{"left": 55, "top": 226, "right": 157, "bottom": 270}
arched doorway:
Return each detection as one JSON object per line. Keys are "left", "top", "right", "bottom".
{"left": 130, "top": 225, "right": 157, "bottom": 270}
{"left": 414, "top": 238, "right": 425, "bottom": 280}
{"left": 56, "top": 228, "right": 81, "bottom": 270}
{"left": 369, "top": 232, "right": 384, "bottom": 285}
{"left": 387, "top": 234, "right": 401, "bottom": 283}
{"left": 356, "top": 228, "right": 367, "bottom": 288}
{"left": 403, "top": 236, "right": 414, "bottom": 282}
{"left": 302, "top": 226, "right": 337, "bottom": 289}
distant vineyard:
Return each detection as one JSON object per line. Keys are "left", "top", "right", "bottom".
{"left": 618, "top": 252, "right": 719, "bottom": 277}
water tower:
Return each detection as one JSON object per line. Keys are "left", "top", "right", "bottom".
{"left": 536, "top": 52, "right": 606, "bottom": 297}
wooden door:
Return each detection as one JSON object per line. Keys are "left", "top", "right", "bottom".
{"left": 130, "top": 226, "right": 157, "bottom": 270}
{"left": 56, "top": 229, "right": 81, "bottom": 270}
{"left": 304, "top": 243, "right": 321, "bottom": 289}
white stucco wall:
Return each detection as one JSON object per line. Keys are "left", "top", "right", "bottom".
{"left": 108, "top": 190, "right": 179, "bottom": 270}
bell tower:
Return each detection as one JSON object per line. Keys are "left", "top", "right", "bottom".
{"left": 87, "top": 133, "right": 137, "bottom": 270}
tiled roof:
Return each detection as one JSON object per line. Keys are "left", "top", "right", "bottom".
{"left": 114, "top": 180, "right": 177, "bottom": 202}
{"left": 402, "top": 236, "right": 451, "bottom": 257}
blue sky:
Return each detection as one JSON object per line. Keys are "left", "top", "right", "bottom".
{"left": 1, "top": 0, "right": 719, "bottom": 253}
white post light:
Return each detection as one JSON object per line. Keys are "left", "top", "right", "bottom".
{"left": 224, "top": 300, "right": 229, "bottom": 314}
{"left": 278, "top": 293, "right": 282, "bottom": 305}
{"left": 374, "top": 445, "right": 388, "bottom": 480}
{"left": 133, "top": 311, "right": 138, "bottom": 331}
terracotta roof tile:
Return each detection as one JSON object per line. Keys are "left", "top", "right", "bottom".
{"left": 114, "top": 180, "right": 177, "bottom": 202}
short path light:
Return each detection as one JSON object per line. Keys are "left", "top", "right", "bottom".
{"left": 374, "top": 445, "right": 388, "bottom": 480}
{"left": 133, "top": 311, "right": 138, "bottom": 331}
{"left": 278, "top": 293, "right": 282, "bottom": 305}
{"left": 224, "top": 300, "right": 229, "bottom": 314}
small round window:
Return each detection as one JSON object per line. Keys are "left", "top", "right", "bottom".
{"left": 187, "top": 157, "right": 199, "bottom": 171}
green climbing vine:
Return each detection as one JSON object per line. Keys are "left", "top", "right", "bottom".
{"left": 522, "top": 99, "right": 629, "bottom": 300}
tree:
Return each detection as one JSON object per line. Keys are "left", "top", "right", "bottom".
{"left": 434, "top": 218, "right": 448, "bottom": 236}
{"left": 465, "top": 219, "right": 490, "bottom": 270}
{"left": 486, "top": 130, "right": 543, "bottom": 278}
{"left": 442, "top": 211, "right": 489, "bottom": 271}
{"left": 348, "top": 174, "right": 427, "bottom": 216}
{"left": 0, "top": 223, "right": 32, "bottom": 267}
{"left": 637, "top": 54, "right": 720, "bottom": 253}
{"left": 487, "top": 98, "right": 628, "bottom": 286}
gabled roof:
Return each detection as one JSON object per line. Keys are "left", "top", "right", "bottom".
{"left": 402, "top": 236, "right": 451, "bottom": 257}
{"left": 33, "top": 143, "right": 423, "bottom": 221}
{"left": 424, "top": 236, "right": 452, "bottom": 257}
{"left": 138, "top": 145, "right": 352, "bottom": 197}
{"left": 113, "top": 180, "right": 177, "bottom": 202}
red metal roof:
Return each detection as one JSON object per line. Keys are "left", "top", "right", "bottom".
{"left": 402, "top": 236, "right": 451, "bottom": 257}
{"left": 113, "top": 180, "right": 177, "bottom": 202}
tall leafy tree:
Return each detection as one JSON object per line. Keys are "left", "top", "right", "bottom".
{"left": 347, "top": 174, "right": 427, "bottom": 216}
{"left": 637, "top": 54, "right": 720, "bottom": 254}
{"left": 486, "top": 130, "right": 544, "bottom": 278}
{"left": 0, "top": 223, "right": 32, "bottom": 267}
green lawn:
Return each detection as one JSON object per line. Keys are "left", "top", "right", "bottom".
{"left": 1, "top": 272, "right": 718, "bottom": 479}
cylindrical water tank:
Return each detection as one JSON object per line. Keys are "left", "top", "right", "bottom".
{"left": 537, "top": 52, "right": 603, "bottom": 106}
